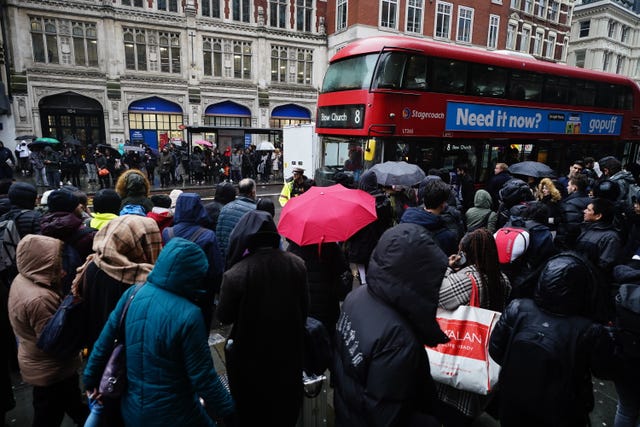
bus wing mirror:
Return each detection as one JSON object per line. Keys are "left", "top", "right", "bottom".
{"left": 364, "top": 139, "right": 376, "bottom": 162}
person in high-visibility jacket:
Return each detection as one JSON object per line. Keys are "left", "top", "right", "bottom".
{"left": 279, "top": 167, "right": 309, "bottom": 206}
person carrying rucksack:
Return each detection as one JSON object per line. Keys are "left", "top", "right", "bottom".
{"left": 40, "top": 190, "right": 97, "bottom": 294}
{"left": 489, "top": 253, "right": 614, "bottom": 427}
{"left": 1, "top": 182, "right": 41, "bottom": 238}
{"left": 599, "top": 156, "right": 635, "bottom": 204}
{"left": 495, "top": 178, "right": 534, "bottom": 229}
{"left": 465, "top": 189, "right": 497, "bottom": 233}
{"left": 495, "top": 203, "right": 558, "bottom": 299}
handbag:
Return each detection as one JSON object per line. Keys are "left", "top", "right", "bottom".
{"left": 99, "top": 285, "right": 142, "bottom": 398}
{"left": 98, "top": 168, "right": 109, "bottom": 177}
{"left": 36, "top": 293, "right": 86, "bottom": 359}
{"left": 425, "top": 274, "right": 501, "bottom": 395}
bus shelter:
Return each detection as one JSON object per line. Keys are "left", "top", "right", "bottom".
{"left": 185, "top": 125, "right": 282, "bottom": 154}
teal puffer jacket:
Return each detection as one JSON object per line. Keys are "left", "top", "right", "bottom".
{"left": 83, "top": 238, "right": 234, "bottom": 426}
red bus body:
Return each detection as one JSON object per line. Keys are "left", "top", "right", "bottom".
{"left": 315, "top": 36, "right": 640, "bottom": 185}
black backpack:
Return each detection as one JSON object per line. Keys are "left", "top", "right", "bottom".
{"left": 499, "top": 299, "right": 593, "bottom": 425}
{"left": 615, "top": 284, "right": 640, "bottom": 359}
{"left": 499, "top": 179, "right": 533, "bottom": 207}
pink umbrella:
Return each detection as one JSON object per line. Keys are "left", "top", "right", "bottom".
{"left": 194, "top": 139, "right": 214, "bottom": 148}
{"left": 278, "top": 184, "right": 377, "bottom": 246}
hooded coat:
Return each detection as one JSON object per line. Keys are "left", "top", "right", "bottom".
{"left": 115, "top": 169, "right": 153, "bottom": 213}
{"left": 489, "top": 252, "right": 612, "bottom": 427}
{"left": 162, "top": 193, "right": 223, "bottom": 327}
{"left": 83, "top": 238, "right": 234, "bottom": 426}
{"left": 8, "top": 235, "right": 78, "bottom": 386}
{"left": 400, "top": 207, "right": 458, "bottom": 256}
{"left": 73, "top": 215, "right": 162, "bottom": 350}
{"left": 333, "top": 223, "right": 448, "bottom": 427}
{"left": 217, "top": 211, "right": 308, "bottom": 427}
{"left": 465, "top": 189, "right": 498, "bottom": 232}
{"left": 204, "top": 182, "right": 237, "bottom": 230}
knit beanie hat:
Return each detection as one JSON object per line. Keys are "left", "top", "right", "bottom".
{"left": 47, "top": 190, "right": 80, "bottom": 213}
{"left": 151, "top": 194, "right": 172, "bottom": 209}
{"left": 93, "top": 189, "right": 121, "bottom": 214}
{"left": 8, "top": 182, "right": 37, "bottom": 209}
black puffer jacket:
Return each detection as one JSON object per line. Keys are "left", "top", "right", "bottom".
{"left": 555, "top": 191, "right": 591, "bottom": 250}
{"left": 333, "top": 223, "right": 448, "bottom": 427}
{"left": 489, "top": 253, "right": 613, "bottom": 427}
{"left": 575, "top": 221, "right": 622, "bottom": 273}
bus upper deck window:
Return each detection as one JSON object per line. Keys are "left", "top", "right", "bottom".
{"left": 374, "top": 52, "right": 406, "bottom": 89}
{"left": 402, "top": 55, "right": 428, "bottom": 90}
{"left": 432, "top": 58, "right": 467, "bottom": 94}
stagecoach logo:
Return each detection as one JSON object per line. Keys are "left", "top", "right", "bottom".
{"left": 403, "top": 107, "right": 445, "bottom": 120}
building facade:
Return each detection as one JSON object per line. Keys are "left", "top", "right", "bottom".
{"left": 324, "top": 0, "right": 512, "bottom": 58}
{"left": 568, "top": 0, "right": 640, "bottom": 83}
{"left": 0, "top": 0, "right": 328, "bottom": 151}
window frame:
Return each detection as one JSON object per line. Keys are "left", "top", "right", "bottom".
{"left": 545, "top": 32, "right": 557, "bottom": 59}
{"left": 405, "top": 0, "right": 424, "bottom": 34}
{"left": 296, "top": 0, "right": 313, "bottom": 32}
{"left": 270, "top": 0, "right": 288, "bottom": 28}
{"left": 533, "top": 28, "right": 544, "bottom": 56}
{"left": 579, "top": 20, "right": 590, "bottom": 38}
{"left": 487, "top": 14, "right": 499, "bottom": 49}
{"left": 506, "top": 21, "right": 518, "bottom": 50}
{"left": 456, "top": 6, "right": 474, "bottom": 44}
{"left": 380, "top": 0, "right": 399, "bottom": 30}
{"left": 520, "top": 25, "right": 532, "bottom": 53}
{"left": 336, "top": 0, "right": 347, "bottom": 31}
{"left": 434, "top": 1, "right": 453, "bottom": 40}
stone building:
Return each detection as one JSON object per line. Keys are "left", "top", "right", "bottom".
{"left": 568, "top": 0, "right": 640, "bottom": 83}
{"left": 0, "top": 0, "right": 327, "bottom": 151}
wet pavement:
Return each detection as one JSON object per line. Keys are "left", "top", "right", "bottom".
{"left": 5, "top": 326, "right": 620, "bottom": 427}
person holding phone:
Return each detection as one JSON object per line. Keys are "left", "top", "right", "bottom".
{"left": 435, "top": 228, "right": 511, "bottom": 427}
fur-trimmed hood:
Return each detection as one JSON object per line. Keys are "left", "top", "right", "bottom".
{"left": 115, "top": 169, "right": 151, "bottom": 199}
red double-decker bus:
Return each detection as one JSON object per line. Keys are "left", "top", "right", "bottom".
{"left": 315, "top": 36, "right": 640, "bottom": 185}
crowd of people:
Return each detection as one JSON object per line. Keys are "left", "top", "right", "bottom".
{"left": 6, "top": 140, "right": 284, "bottom": 192}
{"left": 0, "top": 151, "right": 639, "bottom": 427}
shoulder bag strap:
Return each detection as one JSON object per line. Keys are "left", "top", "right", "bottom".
{"left": 467, "top": 273, "right": 480, "bottom": 308}
{"left": 116, "top": 284, "right": 143, "bottom": 344}
{"left": 189, "top": 227, "right": 207, "bottom": 243}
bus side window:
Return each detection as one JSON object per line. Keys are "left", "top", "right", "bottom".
{"left": 402, "top": 55, "right": 428, "bottom": 90}
{"left": 470, "top": 64, "right": 506, "bottom": 97}
{"left": 374, "top": 52, "right": 406, "bottom": 89}
{"left": 432, "top": 58, "right": 467, "bottom": 94}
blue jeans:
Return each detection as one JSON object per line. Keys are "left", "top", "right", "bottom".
{"left": 615, "top": 379, "right": 640, "bottom": 427}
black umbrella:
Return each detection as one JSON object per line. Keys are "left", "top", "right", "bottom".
{"left": 508, "top": 161, "right": 556, "bottom": 178}
{"left": 97, "top": 144, "right": 122, "bottom": 158}
{"left": 15, "top": 135, "right": 37, "bottom": 141}
{"left": 369, "top": 161, "right": 426, "bottom": 186}
{"left": 27, "top": 141, "right": 57, "bottom": 151}
{"left": 63, "top": 136, "right": 82, "bottom": 146}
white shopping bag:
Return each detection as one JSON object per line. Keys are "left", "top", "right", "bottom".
{"left": 426, "top": 305, "right": 501, "bottom": 395}
{"left": 426, "top": 274, "right": 502, "bottom": 395}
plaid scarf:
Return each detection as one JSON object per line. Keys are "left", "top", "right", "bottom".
{"left": 72, "top": 215, "right": 161, "bottom": 295}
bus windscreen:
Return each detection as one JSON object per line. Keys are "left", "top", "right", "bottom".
{"left": 321, "top": 54, "right": 378, "bottom": 93}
